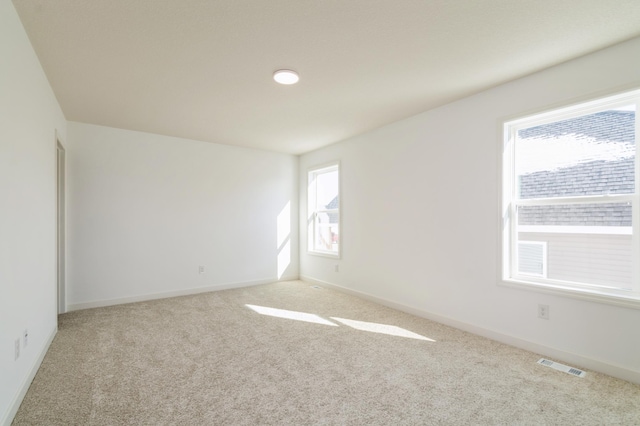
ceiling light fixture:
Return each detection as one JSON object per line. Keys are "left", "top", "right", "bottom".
{"left": 273, "top": 69, "right": 299, "bottom": 85}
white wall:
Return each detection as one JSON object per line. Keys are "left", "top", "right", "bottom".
{"left": 0, "top": 0, "right": 67, "bottom": 424}
{"left": 66, "top": 122, "right": 298, "bottom": 309}
{"left": 300, "top": 37, "right": 640, "bottom": 383}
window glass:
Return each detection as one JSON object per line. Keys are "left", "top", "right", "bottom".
{"left": 503, "top": 90, "right": 639, "bottom": 304}
{"left": 308, "top": 164, "right": 339, "bottom": 256}
{"left": 516, "top": 108, "right": 635, "bottom": 199}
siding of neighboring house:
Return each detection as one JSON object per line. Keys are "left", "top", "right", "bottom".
{"left": 520, "top": 232, "right": 633, "bottom": 289}
{"left": 516, "top": 110, "right": 635, "bottom": 287}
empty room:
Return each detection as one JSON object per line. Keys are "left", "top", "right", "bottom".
{"left": 2, "top": 0, "right": 640, "bottom": 424}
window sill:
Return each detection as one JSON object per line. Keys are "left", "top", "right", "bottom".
{"left": 307, "top": 250, "right": 341, "bottom": 259}
{"left": 500, "top": 278, "right": 640, "bottom": 310}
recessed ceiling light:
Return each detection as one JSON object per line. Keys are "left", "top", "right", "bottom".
{"left": 273, "top": 69, "right": 299, "bottom": 85}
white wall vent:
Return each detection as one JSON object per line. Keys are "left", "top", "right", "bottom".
{"left": 537, "top": 358, "right": 586, "bottom": 378}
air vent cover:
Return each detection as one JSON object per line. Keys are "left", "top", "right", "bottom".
{"left": 537, "top": 358, "right": 586, "bottom": 378}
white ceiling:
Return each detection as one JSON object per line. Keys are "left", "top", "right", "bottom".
{"left": 12, "top": 0, "right": 640, "bottom": 155}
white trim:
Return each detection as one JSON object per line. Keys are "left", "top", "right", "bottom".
{"left": 55, "top": 131, "right": 66, "bottom": 315}
{"left": 518, "top": 225, "right": 632, "bottom": 235}
{"left": 307, "top": 161, "right": 341, "bottom": 259}
{"left": 67, "top": 276, "right": 298, "bottom": 311}
{"left": 300, "top": 275, "right": 640, "bottom": 385}
{"left": 497, "top": 83, "right": 640, "bottom": 135}
{"left": 502, "top": 88, "right": 640, "bottom": 296}
{"left": 515, "top": 194, "right": 634, "bottom": 206}
{"left": 634, "top": 98, "right": 640, "bottom": 297}
{"left": 307, "top": 250, "right": 341, "bottom": 259}
{"left": 506, "top": 89, "right": 640, "bottom": 130}
{"left": 499, "top": 278, "right": 640, "bottom": 310}
{"left": 307, "top": 162, "right": 340, "bottom": 175}
{"left": 1, "top": 326, "right": 57, "bottom": 426}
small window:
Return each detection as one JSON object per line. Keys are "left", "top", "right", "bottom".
{"left": 308, "top": 163, "right": 340, "bottom": 257}
{"left": 502, "top": 89, "right": 640, "bottom": 305}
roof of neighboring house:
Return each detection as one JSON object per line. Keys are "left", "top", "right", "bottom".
{"left": 518, "top": 110, "right": 635, "bottom": 227}
{"left": 520, "top": 157, "right": 635, "bottom": 198}
{"left": 325, "top": 196, "right": 339, "bottom": 224}
{"left": 325, "top": 196, "right": 339, "bottom": 210}
{"left": 518, "top": 110, "right": 635, "bottom": 143}
{"left": 519, "top": 203, "right": 632, "bottom": 227}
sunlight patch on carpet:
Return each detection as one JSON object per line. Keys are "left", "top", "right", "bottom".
{"left": 331, "top": 317, "right": 435, "bottom": 341}
{"left": 246, "top": 304, "right": 338, "bottom": 326}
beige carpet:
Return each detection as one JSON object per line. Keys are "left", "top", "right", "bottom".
{"left": 13, "top": 280, "right": 640, "bottom": 425}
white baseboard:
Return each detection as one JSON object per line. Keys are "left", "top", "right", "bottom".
{"left": 300, "top": 275, "right": 640, "bottom": 386}
{"left": 67, "top": 276, "right": 300, "bottom": 311}
{"left": 2, "top": 325, "right": 57, "bottom": 426}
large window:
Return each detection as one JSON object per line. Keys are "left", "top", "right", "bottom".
{"left": 502, "top": 89, "right": 640, "bottom": 305}
{"left": 308, "top": 163, "right": 340, "bottom": 257}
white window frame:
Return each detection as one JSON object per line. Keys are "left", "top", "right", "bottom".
{"left": 501, "top": 89, "right": 640, "bottom": 308}
{"left": 307, "top": 162, "right": 340, "bottom": 258}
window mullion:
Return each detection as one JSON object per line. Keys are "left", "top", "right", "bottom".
{"left": 509, "top": 202, "right": 518, "bottom": 280}
{"left": 515, "top": 194, "right": 634, "bottom": 206}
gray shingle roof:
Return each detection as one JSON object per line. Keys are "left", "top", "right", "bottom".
{"left": 520, "top": 158, "right": 635, "bottom": 199}
{"left": 518, "top": 110, "right": 634, "bottom": 143}
{"left": 325, "top": 196, "right": 339, "bottom": 224}
{"left": 325, "top": 196, "right": 339, "bottom": 210}
{"left": 517, "top": 110, "right": 635, "bottom": 227}
{"left": 519, "top": 203, "right": 631, "bottom": 227}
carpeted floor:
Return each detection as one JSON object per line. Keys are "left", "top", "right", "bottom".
{"left": 13, "top": 280, "right": 640, "bottom": 425}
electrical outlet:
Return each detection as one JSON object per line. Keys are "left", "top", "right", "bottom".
{"left": 23, "top": 329, "right": 28, "bottom": 348}
{"left": 198, "top": 265, "right": 205, "bottom": 274}
{"left": 538, "top": 304, "right": 550, "bottom": 320}
{"left": 14, "top": 339, "right": 20, "bottom": 360}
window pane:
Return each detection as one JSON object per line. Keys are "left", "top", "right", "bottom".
{"left": 516, "top": 107, "right": 636, "bottom": 199}
{"left": 314, "top": 219, "right": 339, "bottom": 252}
{"left": 315, "top": 170, "right": 339, "bottom": 210}
{"left": 308, "top": 165, "right": 339, "bottom": 255}
{"left": 517, "top": 204, "right": 633, "bottom": 290}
